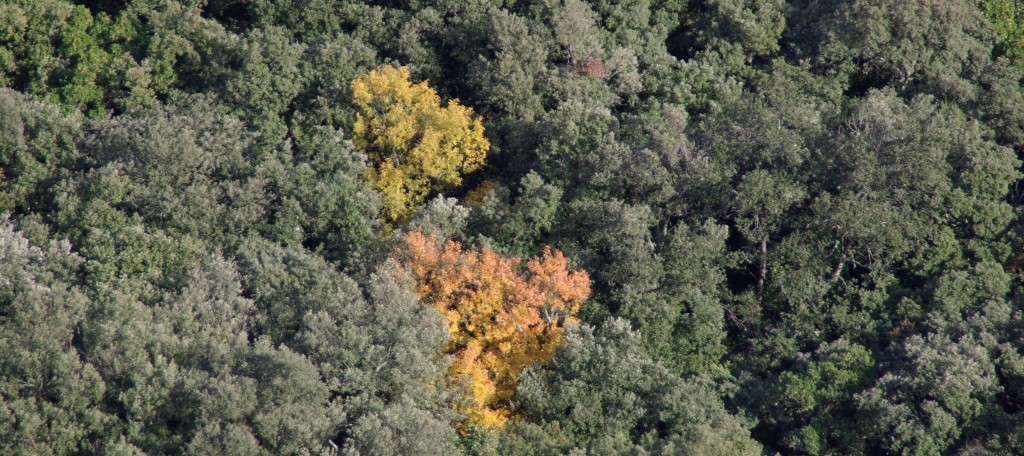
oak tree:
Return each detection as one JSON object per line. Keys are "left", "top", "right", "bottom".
{"left": 392, "top": 230, "right": 590, "bottom": 428}
{"left": 351, "top": 65, "right": 489, "bottom": 222}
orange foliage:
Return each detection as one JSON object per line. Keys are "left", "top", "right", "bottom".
{"left": 460, "top": 179, "right": 499, "bottom": 207}
{"left": 392, "top": 230, "right": 591, "bottom": 428}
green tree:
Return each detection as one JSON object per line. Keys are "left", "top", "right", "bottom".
{"left": 0, "top": 89, "right": 82, "bottom": 215}
{"left": 0, "top": 219, "right": 110, "bottom": 454}
{"left": 976, "top": 0, "right": 1024, "bottom": 71}
{"left": 764, "top": 340, "right": 876, "bottom": 454}
{"left": 857, "top": 334, "right": 999, "bottom": 455}
{"left": 515, "top": 318, "right": 762, "bottom": 454}
{"left": 0, "top": 0, "right": 144, "bottom": 114}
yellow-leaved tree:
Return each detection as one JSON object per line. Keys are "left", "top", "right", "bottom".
{"left": 392, "top": 231, "right": 591, "bottom": 429}
{"left": 351, "top": 65, "right": 489, "bottom": 221}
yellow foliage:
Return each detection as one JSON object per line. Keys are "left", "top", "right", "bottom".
{"left": 461, "top": 180, "right": 500, "bottom": 207}
{"left": 392, "top": 231, "right": 591, "bottom": 429}
{"left": 352, "top": 65, "right": 489, "bottom": 221}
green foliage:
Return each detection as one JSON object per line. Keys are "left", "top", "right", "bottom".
{"left": 0, "top": 89, "right": 81, "bottom": 214}
{"left": 978, "top": 0, "right": 1024, "bottom": 71}
{"left": 78, "top": 96, "right": 267, "bottom": 242}
{"left": 794, "top": 0, "right": 995, "bottom": 101}
{"left": 0, "top": 219, "right": 108, "bottom": 454}
{"left": 262, "top": 126, "right": 381, "bottom": 262}
{"left": 659, "top": 220, "right": 732, "bottom": 376}
{"left": 685, "top": 0, "right": 786, "bottom": 61}
{"left": 233, "top": 237, "right": 458, "bottom": 452}
{"left": 0, "top": 0, "right": 142, "bottom": 115}
{"left": 469, "top": 172, "right": 563, "bottom": 257}
{"left": 2, "top": 0, "right": 1024, "bottom": 453}
{"left": 515, "top": 318, "right": 762, "bottom": 454}
{"left": 768, "top": 340, "right": 876, "bottom": 454}
{"left": 858, "top": 333, "right": 1000, "bottom": 455}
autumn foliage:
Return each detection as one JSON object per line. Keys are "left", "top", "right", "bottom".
{"left": 392, "top": 231, "right": 591, "bottom": 428}
{"left": 351, "top": 65, "right": 489, "bottom": 222}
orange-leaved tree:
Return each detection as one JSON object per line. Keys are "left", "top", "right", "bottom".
{"left": 391, "top": 230, "right": 591, "bottom": 428}
{"left": 351, "top": 65, "right": 489, "bottom": 222}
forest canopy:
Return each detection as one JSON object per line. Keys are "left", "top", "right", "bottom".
{"left": 3, "top": 0, "right": 1024, "bottom": 454}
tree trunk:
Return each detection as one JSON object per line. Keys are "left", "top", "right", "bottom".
{"left": 757, "top": 236, "right": 767, "bottom": 303}
{"left": 831, "top": 243, "right": 848, "bottom": 283}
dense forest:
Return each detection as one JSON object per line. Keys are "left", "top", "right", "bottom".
{"left": 4, "top": 0, "right": 1024, "bottom": 454}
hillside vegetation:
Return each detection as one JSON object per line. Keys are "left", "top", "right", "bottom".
{"left": 3, "top": 0, "right": 1024, "bottom": 454}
